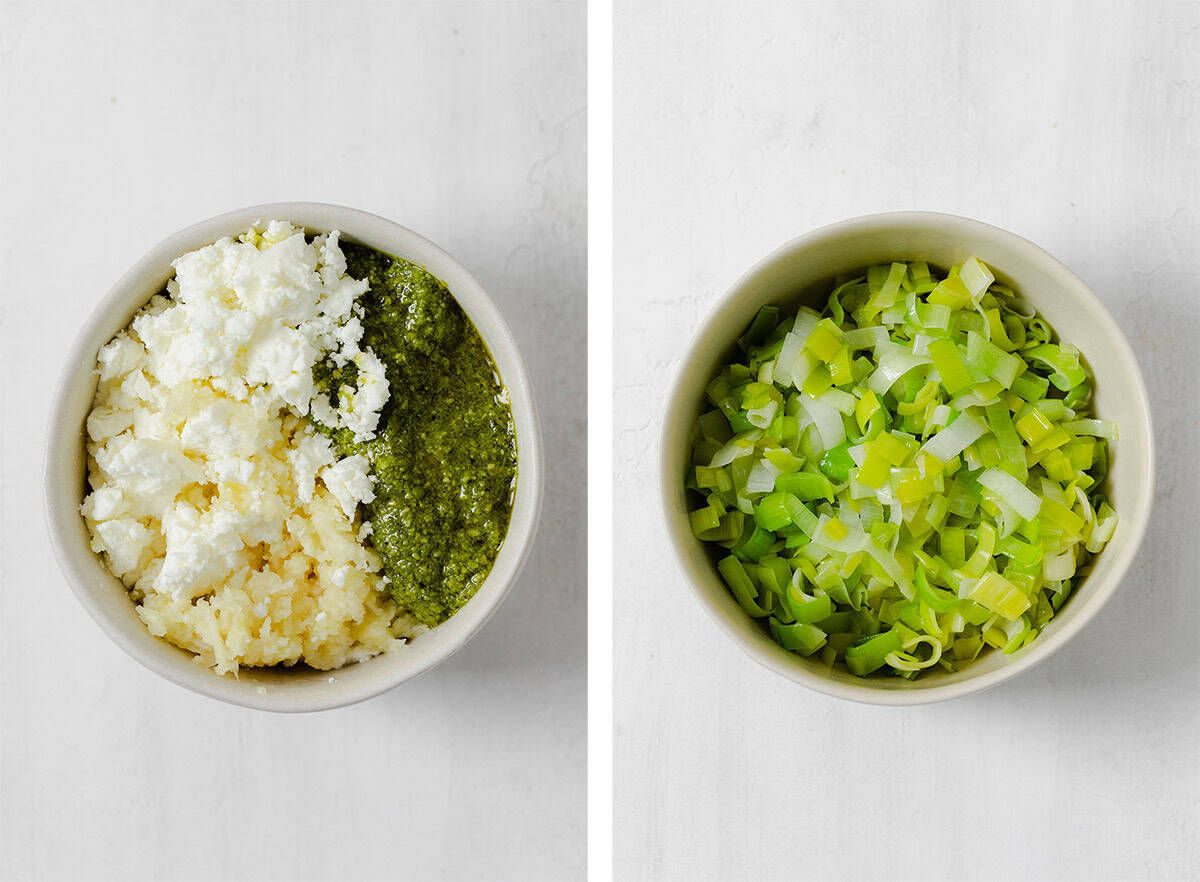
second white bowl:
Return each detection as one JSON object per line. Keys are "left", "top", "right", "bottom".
{"left": 661, "top": 211, "right": 1154, "bottom": 705}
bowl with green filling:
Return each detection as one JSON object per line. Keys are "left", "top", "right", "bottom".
{"left": 661, "top": 212, "right": 1153, "bottom": 705}
{"left": 46, "top": 203, "right": 542, "bottom": 711}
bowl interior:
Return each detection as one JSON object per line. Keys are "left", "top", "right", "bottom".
{"left": 46, "top": 203, "right": 542, "bottom": 712}
{"left": 662, "top": 213, "right": 1153, "bottom": 704}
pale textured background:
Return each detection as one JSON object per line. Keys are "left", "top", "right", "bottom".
{"left": 0, "top": 2, "right": 585, "bottom": 881}
{"left": 615, "top": 1, "right": 1199, "bottom": 880}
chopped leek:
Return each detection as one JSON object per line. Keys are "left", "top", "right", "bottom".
{"left": 692, "top": 258, "right": 1117, "bottom": 678}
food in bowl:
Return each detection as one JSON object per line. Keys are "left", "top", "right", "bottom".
{"left": 81, "top": 221, "right": 516, "bottom": 674}
{"left": 686, "top": 257, "right": 1117, "bottom": 679}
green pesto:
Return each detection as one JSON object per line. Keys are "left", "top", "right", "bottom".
{"left": 314, "top": 243, "right": 517, "bottom": 627}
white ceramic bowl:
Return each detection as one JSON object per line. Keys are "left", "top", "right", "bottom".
{"left": 45, "top": 203, "right": 543, "bottom": 712}
{"left": 661, "top": 211, "right": 1154, "bottom": 705}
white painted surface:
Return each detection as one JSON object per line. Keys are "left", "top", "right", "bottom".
{"left": 615, "top": 2, "right": 1200, "bottom": 879}
{"left": 0, "top": 3, "right": 585, "bottom": 881}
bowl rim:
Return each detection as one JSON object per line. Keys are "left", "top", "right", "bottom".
{"left": 44, "top": 202, "right": 544, "bottom": 712}
{"left": 659, "top": 210, "right": 1155, "bottom": 706}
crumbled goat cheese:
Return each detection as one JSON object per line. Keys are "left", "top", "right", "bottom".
{"left": 130, "top": 220, "right": 389, "bottom": 443}
{"left": 320, "top": 454, "right": 377, "bottom": 520}
{"left": 80, "top": 222, "right": 409, "bottom": 674}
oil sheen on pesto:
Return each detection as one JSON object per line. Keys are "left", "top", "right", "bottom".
{"left": 313, "top": 242, "right": 517, "bottom": 627}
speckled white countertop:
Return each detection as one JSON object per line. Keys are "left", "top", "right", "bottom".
{"left": 0, "top": 3, "right": 586, "bottom": 880}
{"left": 615, "top": 2, "right": 1200, "bottom": 879}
